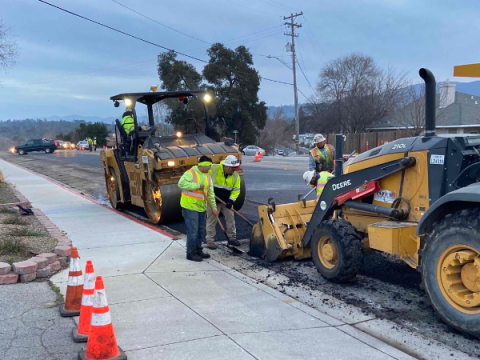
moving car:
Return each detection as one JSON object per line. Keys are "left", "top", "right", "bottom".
{"left": 61, "top": 141, "right": 75, "bottom": 150}
{"left": 14, "top": 139, "right": 56, "bottom": 155}
{"left": 55, "top": 140, "right": 64, "bottom": 149}
{"left": 242, "top": 145, "right": 265, "bottom": 156}
{"left": 76, "top": 141, "right": 89, "bottom": 150}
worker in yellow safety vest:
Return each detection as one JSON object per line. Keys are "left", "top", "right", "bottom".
{"left": 120, "top": 110, "right": 135, "bottom": 136}
{"left": 93, "top": 137, "right": 97, "bottom": 152}
{"left": 303, "top": 170, "right": 334, "bottom": 199}
{"left": 309, "top": 133, "right": 335, "bottom": 173}
{"left": 87, "top": 137, "right": 93, "bottom": 152}
{"left": 205, "top": 155, "right": 242, "bottom": 249}
{"left": 178, "top": 155, "right": 218, "bottom": 262}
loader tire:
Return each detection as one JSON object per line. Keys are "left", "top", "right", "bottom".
{"left": 310, "top": 219, "right": 363, "bottom": 283}
{"left": 423, "top": 208, "right": 480, "bottom": 338}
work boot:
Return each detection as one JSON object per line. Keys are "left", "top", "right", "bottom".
{"left": 196, "top": 250, "right": 211, "bottom": 259}
{"left": 186, "top": 253, "right": 203, "bottom": 262}
{"left": 228, "top": 239, "right": 241, "bottom": 247}
{"left": 206, "top": 241, "right": 218, "bottom": 249}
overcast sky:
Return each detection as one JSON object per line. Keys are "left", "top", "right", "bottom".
{"left": 1, "top": 0, "right": 479, "bottom": 119}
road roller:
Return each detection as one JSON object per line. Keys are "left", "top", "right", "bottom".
{"left": 100, "top": 90, "right": 245, "bottom": 224}
{"left": 250, "top": 68, "right": 480, "bottom": 337}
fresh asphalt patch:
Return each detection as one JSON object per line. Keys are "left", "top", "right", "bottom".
{"left": 1, "top": 151, "right": 479, "bottom": 358}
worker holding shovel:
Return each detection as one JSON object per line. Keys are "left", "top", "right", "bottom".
{"left": 178, "top": 155, "right": 218, "bottom": 262}
{"left": 205, "top": 155, "right": 242, "bottom": 249}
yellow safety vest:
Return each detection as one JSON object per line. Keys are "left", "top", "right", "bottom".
{"left": 121, "top": 115, "right": 135, "bottom": 135}
{"left": 93, "top": 139, "right": 97, "bottom": 145}
{"left": 310, "top": 144, "right": 334, "bottom": 171}
{"left": 316, "top": 171, "right": 334, "bottom": 199}
{"left": 179, "top": 167, "right": 213, "bottom": 212}
{"left": 209, "top": 162, "right": 241, "bottom": 202}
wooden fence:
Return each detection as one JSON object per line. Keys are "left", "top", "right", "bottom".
{"left": 324, "top": 130, "right": 411, "bottom": 154}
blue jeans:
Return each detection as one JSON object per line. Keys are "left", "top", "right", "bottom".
{"left": 182, "top": 208, "right": 206, "bottom": 255}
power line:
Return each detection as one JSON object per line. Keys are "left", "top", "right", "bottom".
{"left": 296, "top": 60, "right": 315, "bottom": 94}
{"left": 111, "top": 0, "right": 211, "bottom": 44}
{"left": 36, "top": 0, "right": 292, "bottom": 86}
{"left": 37, "top": 0, "right": 208, "bottom": 63}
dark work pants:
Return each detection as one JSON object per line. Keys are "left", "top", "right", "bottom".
{"left": 182, "top": 208, "right": 206, "bottom": 255}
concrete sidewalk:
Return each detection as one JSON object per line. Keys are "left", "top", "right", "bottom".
{"left": 0, "top": 159, "right": 416, "bottom": 360}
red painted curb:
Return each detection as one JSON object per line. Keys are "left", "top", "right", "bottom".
{"left": 1, "top": 158, "right": 176, "bottom": 239}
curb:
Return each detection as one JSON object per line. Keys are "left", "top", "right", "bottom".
{"left": 1, "top": 157, "right": 176, "bottom": 239}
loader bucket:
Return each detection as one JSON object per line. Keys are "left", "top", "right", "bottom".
{"left": 250, "top": 199, "right": 317, "bottom": 261}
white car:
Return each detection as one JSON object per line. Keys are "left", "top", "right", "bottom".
{"left": 242, "top": 145, "right": 265, "bottom": 156}
{"left": 76, "top": 141, "right": 89, "bottom": 150}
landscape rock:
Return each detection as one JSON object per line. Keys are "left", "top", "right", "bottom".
{"left": 0, "top": 262, "right": 11, "bottom": 275}
{"left": 12, "top": 260, "right": 38, "bottom": 275}
{"left": 0, "top": 273, "right": 18, "bottom": 285}
{"left": 50, "top": 261, "right": 61, "bottom": 272}
{"left": 30, "top": 256, "right": 49, "bottom": 269}
{"left": 36, "top": 265, "right": 51, "bottom": 278}
{"left": 37, "top": 253, "right": 56, "bottom": 264}
{"left": 54, "top": 246, "right": 71, "bottom": 257}
{"left": 57, "top": 257, "right": 68, "bottom": 266}
{"left": 19, "top": 272, "right": 36, "bottom": 283}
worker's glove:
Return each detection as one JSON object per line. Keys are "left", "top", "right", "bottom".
{"left": 226, "top": 199, "right": 234, "bottom": 209}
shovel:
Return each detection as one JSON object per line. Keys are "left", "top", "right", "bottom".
{"left": 214, "top": 195, "right": 254, "bottom": 227}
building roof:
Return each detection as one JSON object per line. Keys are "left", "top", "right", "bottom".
{"left": 372, "top": 91, "right": 480, "bottom": 130}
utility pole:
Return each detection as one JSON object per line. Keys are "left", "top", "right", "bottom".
{"left": 284, "top": 12, "right": 302, "bottom": 155}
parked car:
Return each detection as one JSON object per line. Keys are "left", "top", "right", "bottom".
{"left": 276, "top": 150, "right": 285, "bottom": 156}
{"left": 76, "top": 141, "right": 89, "bottom": 150}
{"left": 242, "top": 145, "right": 265, "bottom": 156}
{"left": 61, "top": 141, "right": 75, "bottom": 150}
{"left": 15, "top": 139, "right": 56, "bottom": 155}
{"left": 55, "top": 140, "right": 64, "bottom": 149}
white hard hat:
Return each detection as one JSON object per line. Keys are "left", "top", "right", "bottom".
{"left": 224, "top": 155, "right": 240, "bottom": 168}
{"left": 314, "top": 134, "right": 326, "bottom": 143}
{"left": 303, "top": 170, "right": 316, "bottom": 184}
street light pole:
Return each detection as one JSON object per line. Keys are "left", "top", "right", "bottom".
{"left": 284, "top": 12, "right": 303, "bottom": 155}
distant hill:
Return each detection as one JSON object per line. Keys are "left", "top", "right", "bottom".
{"left": 41, "top": 115, "right": 116, "bottom": 124}
{"left": 267, "top": 81, "right": 480, "bottom": 119}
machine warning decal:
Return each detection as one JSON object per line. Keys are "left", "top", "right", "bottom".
{"left": 430, "top": 155, "right": 444, "bottom": 165}
{"left": 142, "top": 156, "right": 148, "bottom": 164}
{"left": 320, "top": 201, "right": 327, "bottom": 210}
{"left": 374, "top": 189, "right": 396, "bottom": 203}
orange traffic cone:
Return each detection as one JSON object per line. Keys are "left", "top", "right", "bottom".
{"left": 79, "top": 276, "right": 126, "bottom": 360}
{"left": 259, "top": 150, "right": 263, "bottom": 158}
{"left": 254, "top": 149, "right": 260, "bottom": 162}
{"left": 60, "top": 247, "right": 83, "bottom": 317}
{"left": 73, "top": 260, "right": 95, "bottom": 343}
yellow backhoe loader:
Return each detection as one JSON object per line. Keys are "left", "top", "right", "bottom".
{"left": 250, "top": 68, "right": 480, "bottom": 337}
{"left": 100, "top": 90, "right": 245, "bottom": 224}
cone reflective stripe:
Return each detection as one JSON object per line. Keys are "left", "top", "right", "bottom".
{"left": 254, "top": 149, "right": 260, "bottom": 162}
{"left": 73, "top": 260, "right": 95, "bottom": 343}
{"left": 60, "top": 247, "right": 83, "bottom": 317}
{"left": 79, "top": 276, "right": 126, "bottom": 360}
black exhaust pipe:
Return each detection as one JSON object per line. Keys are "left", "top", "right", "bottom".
{"left": 419, "top": 68, "right": 436, "bottom": 137}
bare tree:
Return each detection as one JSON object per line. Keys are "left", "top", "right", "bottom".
{"left": 316, "top": 53, "right": 406, "bottom": 133}
{"left": 152, "top": 102, "right": 174, "bottom": 135}
{"left": 396, "top": 83, "right": 447, "bottom": 136}
{"left": 257, "top": 107, "right": 294, "bottom": 154}
{"left": 0, "top": 21, "right": 18, "bottom": 71}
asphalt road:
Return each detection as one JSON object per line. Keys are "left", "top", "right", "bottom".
{"left": 1, "top": 150, "right": 479, "bottom": 356}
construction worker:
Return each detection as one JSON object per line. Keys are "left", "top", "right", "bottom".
{"left": 120, "top": 110, "right": 135, "bottom": 136}
{"left": 93, "top": 137, "right": 97, "bottom": 151}
{"left": 205, "top": 155, "right": 242, "bottom": 249}
{"left": 178, "top": 155, "right": 218, "bottom": 262}
{"left": 309, "top": 134, "right": 335, "bottom": 173}
{"left": 303, "top": 170, "right": 334, "bottom": 199}
{"left": 87, "top": 137, "right": 93, "bottom": 152}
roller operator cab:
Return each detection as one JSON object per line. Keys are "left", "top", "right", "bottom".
{"left": 250, "top": 69, "right": 480, "bottom": 337}
{"left": 100, "top": 90, "right": 245, "bottom": 225}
